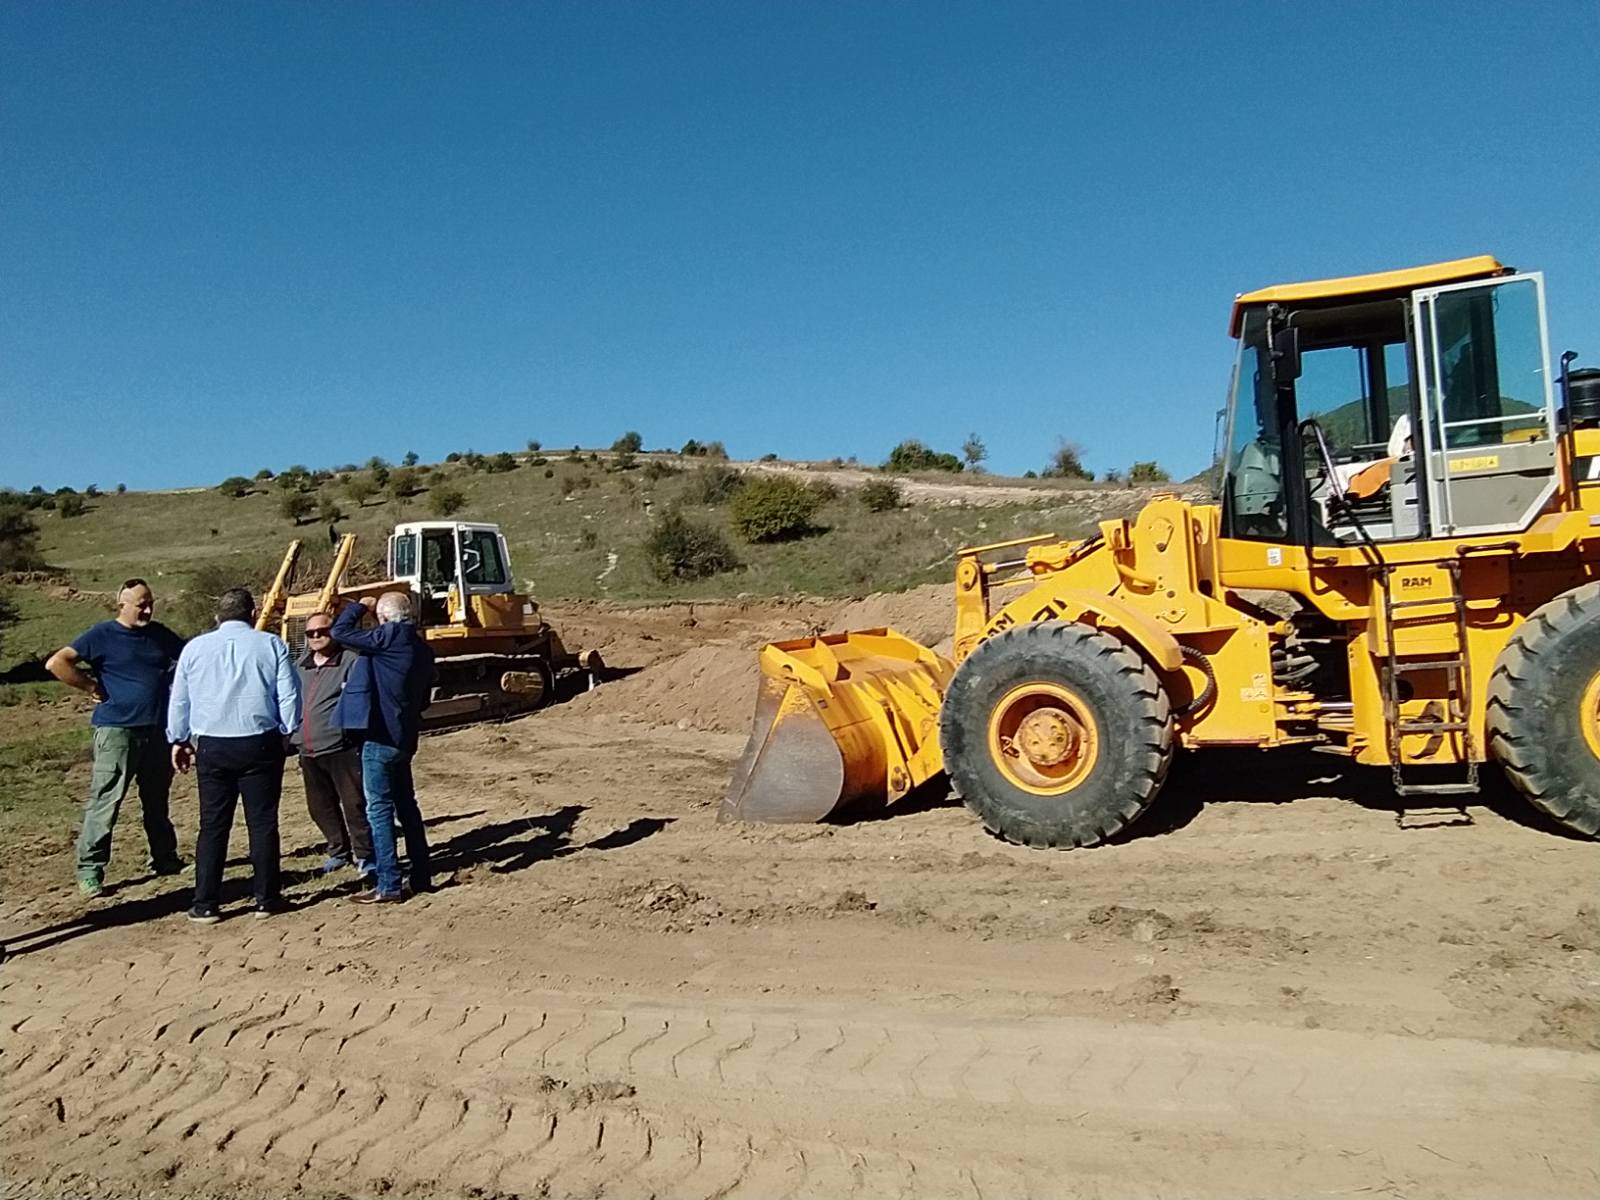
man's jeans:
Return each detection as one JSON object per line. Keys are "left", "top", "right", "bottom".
{"left": 76, "top": 725, "right": 180, "bottom": 884}
{"left": 361, "top": 741, "right": 431, "bottom": 898}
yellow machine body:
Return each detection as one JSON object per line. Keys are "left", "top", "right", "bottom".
{"left": 726, "top": 255, "right": 1600, "bottom": 839}
{"left": 259, "top": 523, "right": 600, "bottom": 726}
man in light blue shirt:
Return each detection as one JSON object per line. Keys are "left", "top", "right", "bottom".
{"left": 168, "top": 587, "right": 301, "bottom": 924}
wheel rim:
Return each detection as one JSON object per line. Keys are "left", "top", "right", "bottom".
{"left": 1581, "top": 673, "right": 1600, "bottom": 760}
{"left": 986, "top": 682, "right": 1100, "bottom": 795}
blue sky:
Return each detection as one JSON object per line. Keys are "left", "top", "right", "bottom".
{"left": 3, "top": 2, "right": 1596, "bottom": 490}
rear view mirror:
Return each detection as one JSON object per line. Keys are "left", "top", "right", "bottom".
{"left": 1271, "top": 326, "right": 1302, "bottom": 383}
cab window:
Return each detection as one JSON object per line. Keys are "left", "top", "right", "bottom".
{"left": 460, "top": 530, "right": 507, "bottom": 586}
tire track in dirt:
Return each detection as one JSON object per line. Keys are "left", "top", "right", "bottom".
{"left": 6, "top": 953, "right": 1597, "bottom": 1200}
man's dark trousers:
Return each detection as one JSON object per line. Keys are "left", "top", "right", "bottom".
{"left": 194, "top": 732, "right": 286, "bottom": 908}
{"left": 299, "top": 747, "right": 373, "bottom": 867}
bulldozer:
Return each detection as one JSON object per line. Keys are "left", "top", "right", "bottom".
{"left": 725, "top": 255, "right": 1600, "bottom": 844}
{"left": 257, "top": 520, "right": 603, "bottom": 726}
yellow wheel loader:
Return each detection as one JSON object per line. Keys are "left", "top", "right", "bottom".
{"left": 258, "top": 520, "right": 603, "bottom": 727}
{"left": 725, "top": 255, "right": 1600, "bottom": 844}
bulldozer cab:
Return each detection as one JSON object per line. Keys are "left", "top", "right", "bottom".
{"left": 1221, "top": 257, "right": 1559, "bottom": 546}
{"left": 389, "top": 521, "right": 515, "bottom": 626}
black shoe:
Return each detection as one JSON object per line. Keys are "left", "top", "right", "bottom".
{"left": 187, "top": 906, "right": 222, "bottom": 925}
{"left": 253, "top": 898, "right": 292, "bottom": 920}
{"left": 152, "top": 859, "right": 188, "bottom": 877}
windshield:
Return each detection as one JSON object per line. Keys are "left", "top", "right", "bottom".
{"left": 1221, "top": 310, "right": 1286, "bottom": 539}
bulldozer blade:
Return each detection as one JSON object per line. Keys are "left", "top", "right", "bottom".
{"left": 720, "top": 629, "right": 953, "bottom": 825}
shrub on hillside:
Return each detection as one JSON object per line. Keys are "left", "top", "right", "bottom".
{"left": 962, "top": 433, "right": 987, "bottom": 470}
{"left": 429, "top": 486, "right": 466, "bottom": 517}
{"left": 641, "top": 459, "right": 681, "bottom": 482}
{"left": 445, "top": 451, "right": 463, "bottom": 463}
{"left": 760, "top": 452, "right": 779, "bottom": 462}
{"left": 345, "top": 477, "right": 378, "bottom": 506}
{"left": 115, "top": 483, "right": 127, "bottom": 495}
{"left": 402, "top": 451, "right": 419, "bottom": 467}
{"left": 729, "top": 476, "right": 822, "bottom": 543}
{"left": 684, "top": 465, "right": 744, "bottom": 506}
{"left": 280, "top": 491, "right": 317, "bottom": 524}
{"left": 883, "top": 439, "right": 963, "bottom": 474}
{"left": 612, "top": 448, "right": 637, "bottom": 471}
{"left": 859, "top": 479, "right": 903, "bottom": 512}
{"left": 85, "top": 484, "right": 100, "bottom": 498}
{"left": 526, "top": 439, "right": 541, "bottom": 453}
{"left": 254, "top": 468, "right": 274, "bottom": 480}
{"left": 611, "top": 431, "right": 643, "bottom": 455}
{"left": 643, "top": 510, "right": 740, "bottom": 582}
{"left": 487, "top": 451, "right": 518, "bottom": 473}
{"left": 388, "top": 466, "right": 424, "bottom": 498}
{"left": 559, "top": 472, "right": 594, "bottom": 497}
{"left": 317, "top": 497, "right": 343, "bottom": 524}
{"left": 57, "top": 493, "right": 87, "bottom": 518}
{"left": 805, "top": 478, "right": 841, "bottom": 504}
{"left": 370, "top": 464, "right": 391, "bottom": 488}
{"left": 218, "top": 476, "right": 252, "bottom": 498}
{"left": 1128, "top": 460, "right": 1170, "bottom": 483}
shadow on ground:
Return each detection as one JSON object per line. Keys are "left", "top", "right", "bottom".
{"left": 2, "top": 803, "right": 672, "bottom": 959}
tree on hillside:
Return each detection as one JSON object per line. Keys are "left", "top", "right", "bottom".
{"left": 1128, "top": 460, "right": 1170, "bottom": 484}
{"left": 1041, "top": 440, "right": 1092, "bottom": 480}
{"left": 0, "top": 498, "right": 44, "bottom": 572}
{"left": 365, "top": 456, "right": 389, "bottom": 472}
{"left": 526, "top": 439, "right": 541, "bottom": 453}
{"left": 345, "top": 477, "right": 378, "bottom": 506}
{"left": 961, "top": 432, "right": 987, "bottom": 471}
{"left": 402, "top": 450, "right": 419, "bottom": 467}
{"left": 611, "top": 431, "right": 643, "bottom": 455}
{"left": 429, "top": 486, "right": 466, "bottom": 517}
{"left": 280, "top": 491, "right": 317, "bottom": 525}
{"left": 218, "top": 476, "right": 252, "bottom": 498}
{"left": 388, "top": 467, "right": 424, "bottom": 498}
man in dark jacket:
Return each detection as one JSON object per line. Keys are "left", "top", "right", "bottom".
{"left": 332, "top": 591, "right": 435, "bottom": 904}
{"left": 292, "top": 612, "right": 373, "bottom": 878}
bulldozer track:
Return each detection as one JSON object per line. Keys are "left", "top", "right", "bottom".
{"left": 2, "top": 936, "right": 1596, "bottom": 1199}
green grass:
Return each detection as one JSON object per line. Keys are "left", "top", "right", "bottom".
{"left": 24, "top": 456, "right": 1149, "bottom": 604}
{"left": 0, "top": 587, "right": 112, "bottom": 673}
{"left": 0, "top": 726, "right": 92, "bottom": 828}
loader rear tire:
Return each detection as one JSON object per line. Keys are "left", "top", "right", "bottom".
{"left": 1487, "top": 583, "right": 1600, "bottom": 837}
{"left": 941, "top": 622, "right": 1173, "bottom": 848}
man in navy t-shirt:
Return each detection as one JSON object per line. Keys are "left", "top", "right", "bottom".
{"left": 46, "top": 578, "right": 186, "bottom": 896}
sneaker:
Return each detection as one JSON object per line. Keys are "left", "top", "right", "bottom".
{"left": 348, "top": 889, "right": 404, "bottom": 906}
{"left": 253, "top": 898, "right": 292, "bottom": 920}
{"left": 187, "top": 906, "right": 222, "bottom": 925}
{"left": 77, "top": 878, "right": 104, "bottom": 899}
{"left": 317, "top": 855, "right": 351, "bottom": 876}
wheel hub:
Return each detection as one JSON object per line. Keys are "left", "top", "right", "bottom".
{"left": 1014, "top": 708, "right": 1080, "bottom": 767}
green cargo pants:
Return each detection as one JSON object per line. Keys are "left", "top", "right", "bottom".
{"left": 75, "top": 725, "right": 181, "bottom": 885}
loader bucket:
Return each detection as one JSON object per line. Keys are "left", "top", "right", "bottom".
{"left": 721, "top": 629, "right": 953, "bottom": 825}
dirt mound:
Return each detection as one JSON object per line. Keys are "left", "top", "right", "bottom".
{"left": 571, "top": 643, "right": 760, "bottom": 733}
{"left": 833, "top": 583, "right": 951, "bottom": 648}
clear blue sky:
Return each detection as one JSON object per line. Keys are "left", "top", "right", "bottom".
{"left": 3, "top": 2, "right": 1596, "bottom": 490}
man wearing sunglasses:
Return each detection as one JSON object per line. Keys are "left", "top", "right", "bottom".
{"left": 291, "top": 614, "right": 374, "bottom": 879}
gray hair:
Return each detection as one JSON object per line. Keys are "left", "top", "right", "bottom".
{"left": 375, "top": 591, "right": 415, "bottom": 624}
{"left": 216, "top": 587, "right": 254, "bottom": 624}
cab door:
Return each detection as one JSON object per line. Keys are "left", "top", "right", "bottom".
{"left": 1412, "top": 273, "right": 1558, "bottom": 536}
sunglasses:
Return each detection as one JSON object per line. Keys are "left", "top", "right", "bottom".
{"left": 305, "top": 628, "right": 332, "bottom": 637}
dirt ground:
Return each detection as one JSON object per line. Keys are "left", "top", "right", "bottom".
{"left": 2, "top": 595, "right": 1598, "bottom": 1199}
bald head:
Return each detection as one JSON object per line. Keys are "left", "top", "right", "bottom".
{"left": 115, "top": 579, "right": 155, "bottom": 628}
{"left": 375, "top": 591, "right": 414, "bottom": 624}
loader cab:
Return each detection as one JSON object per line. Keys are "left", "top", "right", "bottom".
{"left": 1220, "top": 257, "right": 1559, "bottom": 547}
{"left": 387, "top": 521, "right": 514, "bottom": 626}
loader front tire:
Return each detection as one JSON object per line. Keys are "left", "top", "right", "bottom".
{"left": 941, "top": 622, "right": 1173, "bottom": 848}
{"left": 1487, "top": 583, "right": 1600, "bottom": 837}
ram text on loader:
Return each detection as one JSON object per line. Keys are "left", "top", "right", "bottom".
{"left": 258, "top": 520, "right": 603, "bottom": 728}
{"left": 725, "top": 255, "right": 1600, "bottom": 845}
